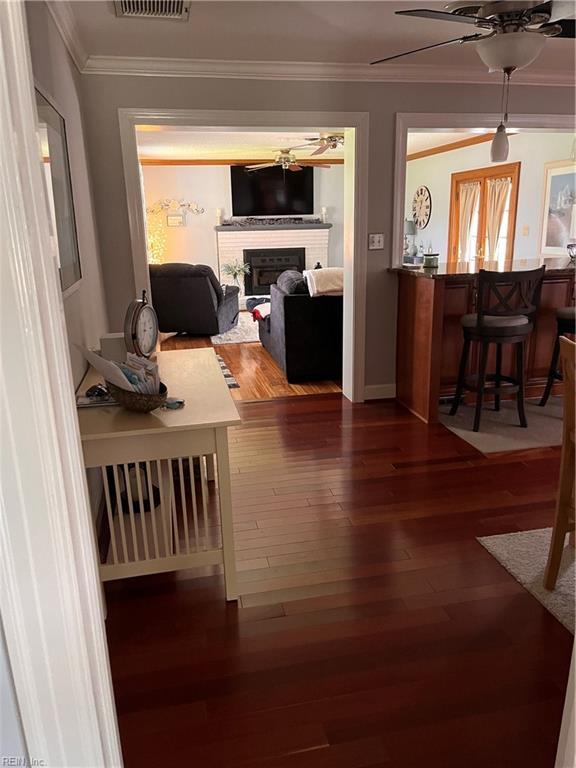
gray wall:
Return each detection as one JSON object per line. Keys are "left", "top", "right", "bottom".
{"left": 80, "top": 75, "right": 573, "bottom": 388}
{"left": 26, "top": 2, "right": 108, "bottom": 387}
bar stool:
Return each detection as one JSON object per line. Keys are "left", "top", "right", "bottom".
{"left": 450, "top": 267, "right": 545, "bottom": 432}
{"left": 539, "top": 306, "right": 576, "bottom": 407}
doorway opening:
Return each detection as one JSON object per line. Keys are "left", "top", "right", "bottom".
{"left": 119, "top": 110, "right": 369, "bottom": 403}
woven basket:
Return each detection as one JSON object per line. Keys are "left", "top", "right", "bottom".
{"left": 106, "top": 381, "right": 167, "bottom": 413}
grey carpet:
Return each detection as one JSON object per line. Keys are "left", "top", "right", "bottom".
{"left": 478, "top": 528, "right": 574, "bottom": 633}
{"left": 211, "top": 311, "right": 259, "bottom": 345}
{"left": 440, "top": 397, "right": 563, "bottom": 454}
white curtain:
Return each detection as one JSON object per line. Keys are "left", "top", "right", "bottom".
{"left": 486, "top": 177, "right": 511, "bottom": 267}
{"left": 458, "top": 181, "right": 481, "bottom": 264}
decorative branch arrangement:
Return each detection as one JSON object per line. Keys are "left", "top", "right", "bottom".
{"left": 146, "top": 198, "right": 205, "bottom": 216}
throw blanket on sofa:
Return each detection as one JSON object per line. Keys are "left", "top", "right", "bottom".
{"left": 251, "top": 302, "right": 271, "bottom": 321}
{"left": 303, "top": 267, "right": 344, "bottom": 297}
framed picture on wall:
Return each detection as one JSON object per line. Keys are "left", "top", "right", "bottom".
{"left": 35, "top": 88, "right": 82, "bottom": 292}
{"left": 166, "top": 213, "right": 185, "bottom": 227}
{"left": 539, "top": 159, "right": 576, "bottom": 258}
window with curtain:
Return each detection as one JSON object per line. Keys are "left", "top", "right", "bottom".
{"left": 448, "top": 162, "right": 520, "bottom": 271}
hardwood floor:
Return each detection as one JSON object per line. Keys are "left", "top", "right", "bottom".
{"left": 105, "top": 395, "right": 571, "bottom": 768}
{"left": 161, "top": 335, "right": 341, "bottom": 401}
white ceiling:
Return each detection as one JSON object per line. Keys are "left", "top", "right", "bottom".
{"left": 135, "top": 128, "right": 345, "bottom": 159}
{"left": 67, "top": 1, "right": 574, "bottom": 75}
{"left": 406, "top": 130, "right": 489, "bottom": 154}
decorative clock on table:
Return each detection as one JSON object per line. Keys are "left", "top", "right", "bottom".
{"left": 123, "top": 290, "right": 159, "bottom": 358}
{"left": 412, "top": 185, "right": 432, "bottom": 229}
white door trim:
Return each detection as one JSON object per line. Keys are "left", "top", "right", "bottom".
{"left": 118, "top": 108, "right": 369, "bottom": 402}
{"left": 0, "top": 3, "right": 122, "bottom": 765}
{"left": 393, "top": 112, "right": 576, "bottom": 267}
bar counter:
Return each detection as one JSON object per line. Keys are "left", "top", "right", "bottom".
{"left": 391, "top": 260, "right": 575, "bottom": 423}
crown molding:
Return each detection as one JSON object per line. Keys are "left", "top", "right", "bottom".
{"left": 82, "top": 55, "right": 574, "bottom": 86}
{"left": 44, "top": 0, "right": 87, "bottom": 72}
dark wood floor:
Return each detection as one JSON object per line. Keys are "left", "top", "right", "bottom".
{"left": 105, "top": 395, "right": 572, "bottom": 768}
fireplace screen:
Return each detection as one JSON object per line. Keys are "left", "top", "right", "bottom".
{"left": 243, "top": 248, "right": 305, "bottom": 295}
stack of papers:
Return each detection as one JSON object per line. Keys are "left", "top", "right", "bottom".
{"left": 83, "top": 348, "right": 161, "bottom": 394}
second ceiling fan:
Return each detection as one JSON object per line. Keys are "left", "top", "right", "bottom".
{"left": 245, "top": 135, "right": 345, "bottom": 172}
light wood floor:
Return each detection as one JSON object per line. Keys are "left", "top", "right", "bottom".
{"left": 161, "top": 335, "right": 342, "bottom": 401}
{"left": 105, "top": 395, "right": 571, "bottom": 768}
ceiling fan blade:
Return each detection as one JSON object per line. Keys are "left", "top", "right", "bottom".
{"left": 396, "top": 9, "right": 497, "bottom": 27}
{"left": 370, "top": 32, "right": 485, "bottom": 65}
{"left": 300, "top": 163, "right": 332, "bottom": 169}
{"left": 311, "top": 144, "right": 330, "bottom": 155}
{"left": 288, "top": 164, "right": 303, "bottom": 171}
{"left": 245, "top": 163, "right": 276, "bottom": 171}
{"left": 289, "top": 140, "right": 322, "bottom": 150}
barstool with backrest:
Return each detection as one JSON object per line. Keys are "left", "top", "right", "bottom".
{"left": 539, "top": 306, "right": 576, "bottom": 407}
{"left": 450, "top": 266, "right": 545, "bottom": 432}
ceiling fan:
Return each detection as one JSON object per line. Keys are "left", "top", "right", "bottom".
{"left": 290, "top": 135, "right": 345, "bottom": 155}
{"left": 370, "top": 1, "right": 575, "bottom": 71}
{"left": 245, "top": 149, "right": 333, "bottom": 173}
{"left": 371, "top": 2, "right": 575, "bottom": 162}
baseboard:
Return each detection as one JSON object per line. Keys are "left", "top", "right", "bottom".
{"left": 364, "top": 383, "right": 396, "bottom": 400}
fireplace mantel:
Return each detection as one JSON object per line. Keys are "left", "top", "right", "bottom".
{"left": 216, "top": 223, "right": 332, "bottom": 232}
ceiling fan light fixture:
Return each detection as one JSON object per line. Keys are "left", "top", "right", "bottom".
{"left": 476, "top": 30, "right": 546, "bottom": 72}
{"left": 491, "top": 123, "right": 509, "bottom": 162}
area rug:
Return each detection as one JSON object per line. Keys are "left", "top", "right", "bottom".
{"left": 478, "top": 528, "right": 574, "bottom": 632}
{"left": 440, "top": 397, "right": 563, "bottom": 454}
{"left": 216, "top": 355, "right": 239, "bottom": 389}
{"left": 211, "top": 311, "right": 259, "bottom": 345}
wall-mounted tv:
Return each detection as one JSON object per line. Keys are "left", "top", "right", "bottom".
{"left": 230, "top": 165, "right": 314, "bottom": 217}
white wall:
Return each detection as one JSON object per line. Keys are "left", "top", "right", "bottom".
{"left": 26, "top": 2, "right": 108, "bottom": 387}
{"left": 0, "top": 621, "right": 27, "bottom": 764}
{"left": 315, "top": 164, "right": 344, "bottom": 267}
{"left": 405, "top": 132, "right": 575, "bottom": 261}
{"left": 141, "top": 163, "right": 344, "bottom": 271}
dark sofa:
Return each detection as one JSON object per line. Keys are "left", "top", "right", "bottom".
{"left": 257, "top": 271, "right": 343, "bottom": 383}
{"left": 149, "top": 263, "right": 239, "bottom": 336}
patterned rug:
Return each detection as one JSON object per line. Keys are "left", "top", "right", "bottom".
{"left": 478, "top": 528, "right": 574, "bottom": 632}
{"left": 216, "top": 355, "right": 239, "bottom": 389}
{"left": 211, "top": 311, "right": 259, "bottom": 345}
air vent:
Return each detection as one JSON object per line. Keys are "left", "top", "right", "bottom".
{"left": 114, "top": 0, "right": 191, "bottom": 21}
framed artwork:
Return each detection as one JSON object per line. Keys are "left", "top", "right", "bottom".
{"left": 35, "top": 88, "right": 82, "bottom": 292}
{"left": 539, "top": 159, "right": 576, "bottom": 258}
{"left": 166, "top": 213, "right": 185, "bottom": 227}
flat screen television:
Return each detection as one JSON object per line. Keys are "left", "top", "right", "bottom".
{"left": 230, "top": 165, "right": 314, "bottom": 217}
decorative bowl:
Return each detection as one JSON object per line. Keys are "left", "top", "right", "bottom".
{"left": 105, "top": 381, "right": 168, "bottom": 413}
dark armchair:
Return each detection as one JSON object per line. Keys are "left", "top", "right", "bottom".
{"left": 149, "top": 263, "right": 239, "bottom": 336}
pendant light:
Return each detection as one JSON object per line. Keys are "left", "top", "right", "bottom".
{"left": 491, "top": 68, "right": 513, "bottom": 163}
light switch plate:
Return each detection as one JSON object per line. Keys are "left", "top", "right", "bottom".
{"left": 368, "top": 233, "right": 384, "bottom": 250}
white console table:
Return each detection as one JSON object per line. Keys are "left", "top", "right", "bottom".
{"left": 77, "top": 348, "right": 241, "bottom": 600}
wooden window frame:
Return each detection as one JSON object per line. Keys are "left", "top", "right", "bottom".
{"left": 447, "top": 161, "right": 520, "bottom": 270}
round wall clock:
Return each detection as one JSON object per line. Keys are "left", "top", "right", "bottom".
{"left": 412, "top": 186, "right": 432, "bottom": 229}
{"left": 123, "top": 290, "right": 159, "bottom": 358}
